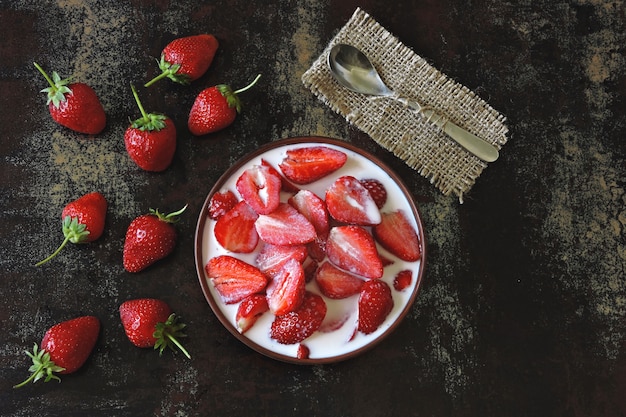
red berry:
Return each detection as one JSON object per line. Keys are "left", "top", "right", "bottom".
{"left": 372, "top": 210, "right": 422, "bottom": 262}
{"left": 393, "top": 270, "right": 413, "bottom": 291}
{"left": 358, "top": 280, "right": 394, "bottom": 334}
{"left": 326, "top": 225, "right": 383, "bottom": 279}
{"left": 236, "top": 164, "right": 282, "bottom": 215}
{"left": 208, "top": 189, "right": 238, "bottom": 220}
{"left": 270, "top": 291, "right": 327, "bottom": 345}
{"left": 315, "top": 261, "right": 365, "bottom": 299}
{"left": 254, "top": 203, "right": 317, "bottom": 246}
{"left": 236, "top": 294, "right": 269, "bottom": 334}
{"left": 266, "top": 258, "right": 306, "bottom": 316}
{"left": 214, "top": 201, "right": 259, "bottom": 253}
{"left": 326, "top": 176, "right": 381, "bottom": 226}
{"left": 360, "top": 178, "right": 388, "bottom": 209}
{"left": 278, "top": 146, "right": 347, "bottom": 184}
{"left": 205, "top": 255, "right": 268, "bottom": 304}
{"left": 255, "top": 243, "right": 308, "bottom": 277}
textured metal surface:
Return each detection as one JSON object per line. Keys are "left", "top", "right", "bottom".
{"left": 1, "top": 1, "right": 625, "bottom": 416}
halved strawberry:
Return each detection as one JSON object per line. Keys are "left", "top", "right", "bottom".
{"left": 358, "top": 280, "right": 394, "bottom": 334}
{"left": 266, "top": 258, "right": 306, "bottom": 316}
{"left": 255, "top": 243, "right": 308, "bottom": 277}
{"left": 315, "top": 261, "right": 365, "bottom": 299}
{"left": 235, "top": 294, "right": 269, "bottom": 334}
{"left": 261, "top": 159, "right": 300, "bottom": 193}
{"left": 214, "top": 201, "right": 259, "bottom": 253}
{"left": 208, "top": 189, "right": 238, "bottom": 220}
{"left": 270, "top": 291, "right": 327, "bottom": 345}
{"left": 236, "top": 164, "right": 282, "bottom": 215}
{"left": 296, "top": 344, "right": 310, "bottom": 359}
{"left": 255, "top": 203, "right": 316, "bottom": 246}
{"left": 326, "top": 226, "right": 383, "bottom": 279}
{"left": 372, "top": 210, "right": 421, "bottom": 262}
{"left": 393, "top": 270, "right": 413, "bottom": 291}
{"left": 205, "top": 255, "right": 268, "bottom": 304}
{"left": 326, "top": 176, "right": 381, "bottom": 226}
{"left": 288, "top": 189, "right": 329, "bottom": 238}
{"left": 360, "top": 178, "right": 387, "bottom": 209}
{"left": 278, "top": 146, "right": 347, "bottom": 184}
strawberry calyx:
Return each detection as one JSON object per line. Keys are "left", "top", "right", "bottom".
{"left": 34, "top": 62, "right": 72, "bottom": 108}
{"left": 148, "top": 204, "right": 187, "bottom": 224}
{"left": 217, "top": 74, "right": 262, "bottom": 113}
{"left": 13, "top": 344, "right": 66, "bottom": 388}
{"left": 129, "top": 84, "right": 167, "bottom": 131}
{"left": 144, "top": 55, "right": 188, "bottom": 87}
{"left": 153, "top": 313, "right": 191, "bottom": 359}
{"left": 35, "top": 216, "right": 90, "bottom": 266}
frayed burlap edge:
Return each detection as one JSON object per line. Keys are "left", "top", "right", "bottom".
{"left": 302, "top": 8, "right": 508, "bottom": 202}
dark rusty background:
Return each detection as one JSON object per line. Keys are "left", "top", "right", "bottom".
{"left": 1, "top": 0, "right": 625, "bottom": 416}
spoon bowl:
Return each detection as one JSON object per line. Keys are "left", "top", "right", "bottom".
{"left": 327, "top": 44, "right": 499, "bottom": 163}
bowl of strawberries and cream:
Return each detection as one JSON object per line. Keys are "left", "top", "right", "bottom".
{"left": 194, "top": 137, "right": 426, "bottom": 364}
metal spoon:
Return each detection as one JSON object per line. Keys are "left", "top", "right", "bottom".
{"left": 327, "top": 44, "right": 499, "bottom": 163}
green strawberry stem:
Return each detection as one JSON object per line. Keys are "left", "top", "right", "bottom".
{"left": 33, "top": 62, "right": 72, "bottom": 107}
{"left": 129, "top": 84, "right": 166, "bottom": 131}
{"left": 233, "top": 74, "right": 261, "bottom": 95}
{"left": 144, "top": 56, "right": 184, "bottom": 88}
{"left": 35, "top": 216, "right": 90, "bottom": 266}
{"left": 217, "top": 74, "right": 262, "bottom": 113}
{"left": 150, "top": 204, "right": 187, "bottom": 223}
{"left": 13, "top": 344, "right": 65, "bottom": 388}
{"left": 154, "top": 314, "right": 191, "bottom": 359}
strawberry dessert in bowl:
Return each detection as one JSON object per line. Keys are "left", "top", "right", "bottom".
{"left": 195, "top": 137, "right": 426, "bottom": 364}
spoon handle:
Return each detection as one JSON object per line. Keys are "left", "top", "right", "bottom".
{"left": 404, "top": 100, "right": 499, "bottom": 162}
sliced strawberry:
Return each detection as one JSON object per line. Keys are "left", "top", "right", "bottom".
{"left": 360, "top": 178, "right": 388, "bottom": 209}
{"left": 288, "top": 189, "right": 329, "bottom": 238}
{"left": 270, "top": 291, "right": 327, "bottom": 345}
{"left": 278, "top": 146, "right": 347, "bottom": 184}
{"left": 372, "top": 210, "right": 422, "bottom": 262}
{"left": 306, "top": 237, "right": 327, "bottom": 262}
{"left": 266, "top": 258, "right": 306, "bottom": 316}
{"left": 393, "top": 269, "right": 413, "bottom": 291}
{"left": 325, "top": 176, "right": 381, "bottom": 226}
{"left": 296, "top": 344, "right": 310, "bottom": 359}
{"left": 236, "top": 164, "right": 282, "bottom": 215}
{"left": 205, "top": 255, "right": 268, "bottom": 304}
{"left": 255, "top": 243, "right": 307, "bottom": 277}
{"left": 214, "top": 201, "right": 259, "bottom": 253}
{"left": 358, "top": 280, "right": 394, "bottom": 334}
{"left": 302, "top": 258, "right": 318, "bottom": 283}
{"left": 208, "top": 189, "right": 238, "bottom": 220}
{"left": 255, "top": 203, "right": 316, "bottom": 246}
{"left": 235, "top": 294, "right": 269, "bottom": 334}
{"left": 326, "top": 226, "right": 383, "bottom": 279}
{"left": 261, "top": 159, "right": 300, "bottom": 193}
{"left": 315, "top": 261, "right": 365, "bottom": 299}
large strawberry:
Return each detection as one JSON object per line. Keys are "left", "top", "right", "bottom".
{"left": 34, "top": 62, "right": 106, "bottom": 134}
{"left": 187, "top": 74, "right": 261, "bottom": 135}
{"left": 119, "top": 298, "right": 190, "bottom": 358}
{"left": 123, "top": 205, "right": 186, "bottom": 272}
{"left": 124, "top": 84, "right": 176, "bottom": 172}
{"left": 13, "top": 316, "right": 100, "bottom": 388}
{"left": 144, "top": 34, "right": 219, "bottom": 87}
{"left": 37, "top": 192, "right": 107, "bottom": 266}
{"left": 278, "top": 146, "right": 347, "bottom": 185}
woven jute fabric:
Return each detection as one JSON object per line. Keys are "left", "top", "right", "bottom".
{"left": 302, "top": 8, "right": 508, "bottom": 202}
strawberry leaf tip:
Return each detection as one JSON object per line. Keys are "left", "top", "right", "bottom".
{"left": 153, "top": 313, "right": 191, "bottom": 359}
{"left": 34, "top": 62, "right": 72, "bottom": 108}
{"left": 13, "top": 344, "right": 65, "bottom": 388}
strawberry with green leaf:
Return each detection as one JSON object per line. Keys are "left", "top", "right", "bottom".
{"left": 34, "top": 62, "right": 106, "bottom": 134}
{"left": 124, "top": 84, "right": 176, "bottom": 172}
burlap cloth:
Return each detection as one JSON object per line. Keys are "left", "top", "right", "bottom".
{"left": 302, "top": 8, "right": 509, "bottom": 202}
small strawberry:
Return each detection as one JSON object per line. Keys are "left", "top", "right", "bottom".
{"left": 34, "top": 62, "right": 106, "bottom": 134}
{"left": 326, "top": 175, "right": 382, "bottom": 226}
{"left": 36, "top": 192, "right": 107, "bottom": 266}
{"left": 236, "top": 294, "right": 269, "bottom": 334}
{"left": 144, "top": 34, "right": 219, "bottom": 87}
{"left": 124, "top": 84, "right": 176, "bottom": 172}
{"left": 278, "top": 146, "right": 347, "bottom": 185}
{"left": 360, "top": 178, "right": 388, "bottom": 209}
{"left": 214, "top": 201, "right": 259, "bottom": 253}
{"left": 266, "top": 257, "right": 306, "bottom": 316}
{"left": 296, "top": 344, "right": 310, "bottom": 359}
{"left": 119, "top": 299, "right": 190, "bottom": 358}
{"left": 206, "top": 255, "right": 268, "bottom": 304}
{"left": 270, "top": 291, "right": 327, "bottom": 345}
{"left": 123, "top": 205, "right": 187, "bottom": 272}
{"left": 255, "top": 203, "right": 317, "bottom": 246}
{"left": 357, "top": 280, "right": 394, "bottom": 334}
{"left": 325, "top": 225, "right": 383, "bottom": 279}
{"left": 372, "top": 210, "right": 422, "bottom": 262}
{"left": 13, "top": 316, "right": 100, "bottom": 388}
{"left": 314, "top": 261, "right": 364, "bottom": 299}
{"left": 207, "top": 189, "right": 238, "bottom": 220}
{"left": 393, "top": 270, "right": 413, "bottom": 291}
{"left": 236, "top": 164, "right": 282, "bottom": 215}
{"left": 188, "top": 74, "right": 261, "bottom": 135}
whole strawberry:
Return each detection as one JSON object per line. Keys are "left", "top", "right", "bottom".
{"left": 123, "top": 205, "right": 186, "bottom": 272}
{"left": 124, "top": 84, "right": 176, "bottom": 172}
{"left": 37, "top": 192, "right": 107, "bottom": 266}
{"left": 144, "top": 34, "right": 219, "bottom": 87}
{"left": 13, "top": 316, "right": 100, "bottom": 388}
{"left": 188, "top": 74, "right": 261, "bottom": 136}
{"left": 119, "top": 298, "right": 190, "bottom": 358}
{"left": 34, "top": 62, "right": 106, "bottom": 134}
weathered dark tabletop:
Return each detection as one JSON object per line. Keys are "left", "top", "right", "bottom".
{"left": 2, "top": 1, "right": 625, "bottom": 416}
